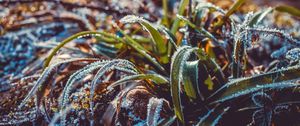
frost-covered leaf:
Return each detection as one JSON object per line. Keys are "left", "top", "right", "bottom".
{"left": 249, "top": 7, "right": 273, "bottom": 27}
{"left": 19, "top": 58, "right": 99, "bottom": 109}
{"left": 251, "top": 109, "right": 273, "bottom": 126}
{"left": 157, "top": 25, "right": 178, "bottom": 58}
{"left": 271, "top": 45, "right": 290, "bottom": 59}
{"left": 251, "top": 92, "right": 273, "bottom": 107}
{"left": 43, "top": 31, "right": 122, "bottom": 69}
{"left": 146, "top": 97, "right": 164, "bottom": 126}
{"left": 182, "top": 60, "right": 201, "bottom": 100}
{"left": 170, "top": 46, "right": 197, "bottom": 122}
{"left": 108, "top": 74, "right": 168, "bottom": 91}
{"left": 114, "top": 25, "right": 166, "bottom": 73}
{"left": 120, "top": 15, "right": 168, "bottom": 63}
{"left": 196, "top": 107, "right": 230, "bottom": 126}
{"left": 170, "top": 0, "right": 189, "bottom": 34}
{"left": 195, "top": 2, "right": 226, "bottom": 15}
{"left": 209, "top": 65, "right": 300, "bottom": 104}
{"left": 89, "top": 59, "right": 138, "bottom": 123}
{"left": 243, "top": 26, "right": 300, "bottom": 47}
{"left": 59, "top": 59, "right": 137, "bottom": 125}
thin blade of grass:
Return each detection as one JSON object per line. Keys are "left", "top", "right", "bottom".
{"left": 114, "top": 25, "right": 166, "bottom": 74}
{"left": 120, "top": 15, "right": 168, "bottom": 63}
{"left": 275, "top": 5, "right": 300, "bottom": 17}
{"left": 249, "top": 7, "right": 273, "bottom": 27}
{"left": 43, "top": 31, "right": 123, "bottom": 70}
{"left": 170, "top": 46, "right": 197, "bottom": 122}
{"left": 209, "top": 65, "right": 300, "bottom": 104}
{"left": 176, "top": 15, "right": 219, "bottom": 43}
{"left": 170, "top": 0, "right": 189, "bottom": 34}
{"left": 107, "top": 74, "right": 169, "bottom": 91}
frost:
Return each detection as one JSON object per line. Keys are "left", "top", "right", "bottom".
{"left": 197, "top": 108, "right": 215, "bottom": 125}
{"left": 120, "top": 15, "right": 145, "bottom": 24}
{"left": 285, "top": 48, "right": 300, "bottom": 61}
{"left": 271, "top": 45, "right": 290, "bottom": 59}
{"left": 0, "top": 108, "right": 37, "bottom": 125}
{"left": 195, "top": 2, "right": 226, "bottom": 15}
{"left": 89, "top": 59, "right": 137, "bottom": 124}
{"left": 211, "top": 107, "right": 229, "bottom": 126}
{"left": 244, "top": 26, "right": 300, "bottom": 47}
{"left": 76, "top": 33, "right": 102, "bottom": 39}
{"left": 214, "top": 82, "right": 298, "bottom": 103}
{"left": 19, "top": 58, "right": 99, "bottom": 109}
{"left": 251, "top": 92, "right": 272, "bottom": 107}
{"left": 58, "top": 59, "right": 137, "bottom": 125}
{"left": 146, "top": 97, "right": 164, "bottom": 126}
{"left": 250, "top": 109, "right": 272, "bottom": 126}
{"left": 59, "top": 60, "right": 109, "bottom": 125}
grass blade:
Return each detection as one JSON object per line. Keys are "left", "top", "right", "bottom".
{"left": 275, "top": 5, "right": 300, "bottom": 17}
{"left": 19, "top": 58, "right": 99, "bottom": 108}
{"left": 120, "top": 15, "right": 168, "bottom": 63}
{"left": 108, "top": 74, "right": 168, "bottom": 91}
{"left": 195, "top": 2, "right": 226, "bottom": 15}
{"left": 225, "top": 0, "right": 246, "bottom": 17}
{"left": 162, "top": 0, "right": 170, "bottom": 27}
{"left": 214, "top": 0, "right": 246, "bottom": 28}
{"left": 182, "top": 60, "right": 199, "bottom": 100}
{"left": 170, "top": 46, "right": 197, "bottom": 122}
{"left": 196, "top": 107, "right": 230, "bottom": 126}
{"left": 209, "top": 65, "right": 300, "bottom": 104}
{"left": 114, "top": 25, "right": 166, "bottom": 74}
{"left": 43, "top": 31, "right": 122, "bottom": 70}
{"left": 176, "top": 15, "right": 219, "bottom": 43}
{"left": 249, "top": 7, "right": 273, "bottom": 27}
{"left": 170, "top": 0, "right": 189, "bottom": 34}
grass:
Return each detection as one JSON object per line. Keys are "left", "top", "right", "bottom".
{"left": 1, "top": 0, "right": 300, "bottom": 126}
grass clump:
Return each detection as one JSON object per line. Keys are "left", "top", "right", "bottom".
{"left": 1, "top": 0, "right": 300, "bottom": 126}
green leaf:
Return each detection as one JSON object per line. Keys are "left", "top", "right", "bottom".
{"left": 225, "top": 0, "right": 246, "bottom": 17}
{"left": 209, "top": 65, "right": 300, "bottom": 104}
{"left": 43, "top": 31, "right": 123, "bottom": 70}
{"left": 170, "top": 46, "right": 198, "bottom": 122}
{"left": 115, "top": 25, "right": 166, "bottom": 74}
{"left": 158, "top": 25, "right": 178, "bottom": 49}
{"left": 198, "top": 52, "right": 226, "bottom": 86}
{"left": 275, "top": 5, "right": 300, "bottom": 17}
{"left": 176, "top": 15, "right": 218, "bottom": 43}
{"left": 107, "top": 74, "right": 169, "bottom": 90}
{"left": 120, "top": 15, "right": 168, "bottom": 63}
{"left": 162, "top": 0, "right": 170, "bottom": 28}
{"left": 249, "top": 7, "right": 273, "bottom": 27}
{"left": 214, "top": 0, "right": 246, "bottom": 28}
{"left": 170, "top": 0, "right": 189, "bottom": 34}
{"left": 157, "top": 25, "right": 178, "bottom": 61}
{"left": 183, "top": 60, "right": 199, "bottom": 100}
{"left": 195, "top": 2, "right": 226, "bottom": 15}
